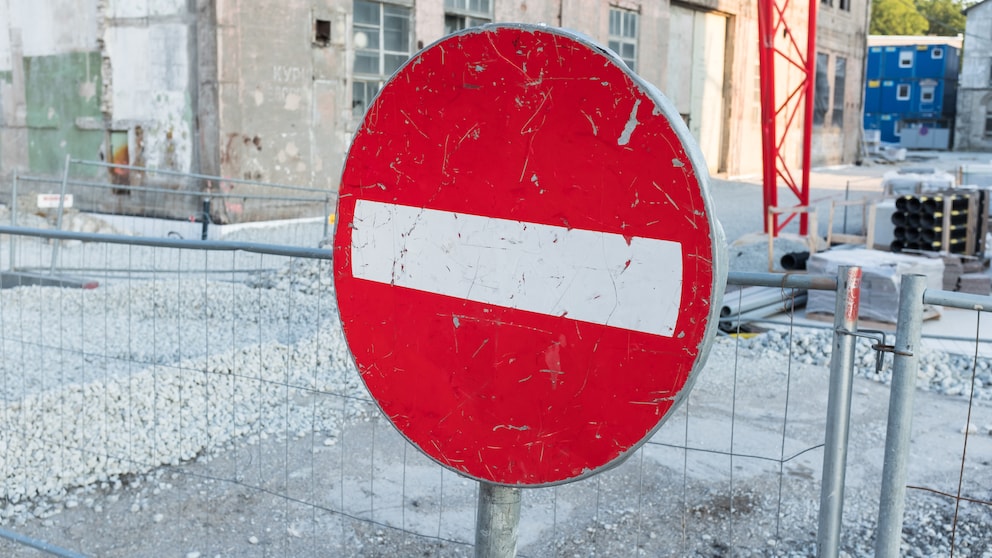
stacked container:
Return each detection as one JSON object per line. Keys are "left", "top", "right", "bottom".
{"left": 863, "top": 42, "right": 959, "bottom": 148}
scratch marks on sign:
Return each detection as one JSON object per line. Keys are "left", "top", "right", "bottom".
{"left": 400, "top": 109, "right": 429, "bottom": 139}
{"left": 457, "top": 123, "right": 481, "bottom": 148}
{"left": 493, "top": 424, "right": 530, "bottom": 432}
{"left": 581, "top": 109, "right": 599, "bottom": 136}
{"left": 486, "top": 32, "right": 530, "bottom": 80}
{"left": 617, "top": 99, "right": 641, "bottom": 145}
{"left": 471, "top": 338, "right": 490, "bottom": 359}
{"left": 652, "top": 181, "right": 679, "bottom": 211}
{"left": 541, "top": 334, "right": 567, "bottom": 388}
{"left": 520, "top": 89, "right": 552, "bottom": 134}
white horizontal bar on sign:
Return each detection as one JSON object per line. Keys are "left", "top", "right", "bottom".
{"left": 350, "top": 199, "right": 684, "bottom": 337}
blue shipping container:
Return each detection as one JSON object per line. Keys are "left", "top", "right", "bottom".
{"left": 879, "top": 80, "right": 913, "bottom": 114}
{"left": 866, "top": 46, "right": 883, "bottom": 80}
{"left": 881, "top": 46, "right": 917, "bottom": 79}
{"left": 865, "top": 77, "right": 882, "bottom": 113}
{"left": 877, "top": 114, "right": 900, "bottom": 144}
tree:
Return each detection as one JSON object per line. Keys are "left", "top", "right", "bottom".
{"left": 870, "top": 0, "right": 929, "bottom": 35}
{"left": 915, "top": 0, "right": 967, "bottom": 36}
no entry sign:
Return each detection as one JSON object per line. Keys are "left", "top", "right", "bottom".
{"left": 334, "top": 24, "right": 725, "bottom": 486}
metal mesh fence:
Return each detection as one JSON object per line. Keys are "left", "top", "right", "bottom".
{"left": 875, "top": 287, "right": 992, "bottom": 558}
{"left": 2, "top": 218, "right": 987, "bottom": 556}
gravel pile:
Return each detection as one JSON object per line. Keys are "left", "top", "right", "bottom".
{"left": 733, "top": 327, "right": 992, "bottom": 408}
{"left": 0, "top": 270, "right": 367, "bottom": 509}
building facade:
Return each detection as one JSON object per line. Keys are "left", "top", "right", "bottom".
{"left": 863, "top": 35, "right": 961, "bottom": 149}
{"left": 956, "top": 0, "right": 992, "bottom": 151}
{"left": 1, "top": 0, "right": 869, "bottom": 222}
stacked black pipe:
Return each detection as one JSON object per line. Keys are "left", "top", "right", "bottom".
{"left": 891, "top": 194, "right": 970, "bottom": 253}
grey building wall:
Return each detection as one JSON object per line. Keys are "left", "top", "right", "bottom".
{"left": 955, "top": 0, "right": 992, "bottom": 151}
{"left": 815, "top": 0, "right": 871, "bottom": 165}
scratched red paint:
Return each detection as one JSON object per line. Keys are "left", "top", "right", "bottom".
{"left": 334, "top": 25, "right": 723, "bottom": 485}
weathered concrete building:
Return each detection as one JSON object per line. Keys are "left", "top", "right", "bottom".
{"left": 955, "top": 0, "right": 992, "bottom": 151}
{"left": 1, "top": 0, "right": 869, "bottom": 222}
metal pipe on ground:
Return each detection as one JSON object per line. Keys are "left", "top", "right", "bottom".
{"left": 720, "top": 286, "right": 806, "bottom": 317}
{"left": 780, "top": 251, "right": 810, "bottom": 270}
{"left": 719, "top": 293, "right": 808, "bottom": 327}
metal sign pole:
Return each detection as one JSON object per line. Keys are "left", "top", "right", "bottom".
{"left": 475, "top": 483, "right": 521, "bottom": 558}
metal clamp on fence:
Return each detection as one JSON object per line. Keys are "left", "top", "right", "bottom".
{"left": 834, "top": 328, "right": 911, "bottom": 374}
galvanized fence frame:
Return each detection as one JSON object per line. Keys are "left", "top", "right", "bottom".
{"left": 876, "top": 276, "right": 992, "bottom": 558}
{"left": 0, "top": 219, "right": 915, "bottom": 556}
{"left": 7, "top": 158, "right": 336, "bottom": 275}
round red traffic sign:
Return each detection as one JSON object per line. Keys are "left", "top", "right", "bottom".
{"left": 334, "top": 24, "right": 725, "bottom": 486}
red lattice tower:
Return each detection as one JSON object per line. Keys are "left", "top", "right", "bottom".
{"left": 758, "top": 0, "right": 817, "bottom": 236}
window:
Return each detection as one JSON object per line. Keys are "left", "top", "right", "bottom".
{"left": 608, "top": 8, "right": 639, "bottom": 71}
{"left": 932, "top": 47, "right": 944, "bottom": 60}
{"left": 813, "top": 53, "right": 829, "bottom": 126}
{"left": 353, "top": 80, "right": 381, "bottom": 117}
{"left": 444, "top": 0, "right": 491, "bottom": 34}
{"left": 897, "top": 83, "right": 911, "bottom": 101}
{"left": 988, "top": 60, "right": 992, "bottom": 86}
{"left": 353, "top": 0, "right": 412, "bottom": 116}
{"left": 315, "top": 19, "right": 331, "bottom": 46}
{"left": 832, "top": 56, "right": 846, "bottom": 127}
{"left": 839, "top": 0, "right": 850, "bottom": 10}
{"left": 821, "top": 0, "right": 832, "bottom": 6}
{"left": 899, "top": 50, "right": 913, "bottom": 68}
{"left": 920, "top": 85, "right": 935, "bottom": 104}
{"left": 985, "top": 111, "right": 992, "bottom": 138}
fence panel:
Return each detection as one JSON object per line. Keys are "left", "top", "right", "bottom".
{"left": 7, "top": 160, "right": 335, "bottom": 267}
{"left": 0, "top": 219, "right": 917, "bottom": 556}
{"left": 876, "top": 284, "right": 992, "bottom": 558}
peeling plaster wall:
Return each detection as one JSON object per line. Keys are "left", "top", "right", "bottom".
{"left": 0, "top": 0, "right": 201, "bottom": 199}
{"left": 213, "top": 0, "right": 351, "bottom": 222}
{"left": 103, "top": 23, "right": 194, "bottom": 171}
{"left": 1, "top": 0, "right": 102, "bottom": 178}
{"left": 218, "top": 0, "right": 313, "bottom": 186}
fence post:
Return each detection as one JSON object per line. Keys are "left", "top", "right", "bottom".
{"left": 49, "top": 154, "right": 72, "bottom": 274}
{"left": 323, "top": 195, "right": 331, "bottom": 239}
{"left": 10, "top": 169, "right": 18, "bottom": 271}
{"left": 817, "top": 265, "right": 862, "bottom": 558}
{"left": 475, "top": 482, "right": 521, "bottom": 558}
{"left": 201, "top": 197, "right": 212, "bottom": 240}
{"left": 875, "top": 274, "right": 926, "bottom": 557}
